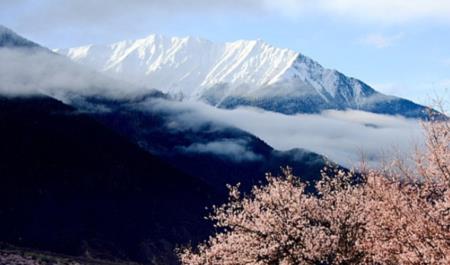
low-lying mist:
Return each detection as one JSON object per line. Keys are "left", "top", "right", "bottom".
{"left": 143, "top": 98, "right": 423, "bottom": 168}
{"left": 0, "top": 47, "right": 143, "bottom": 99}
{"left": 0, "top": 45, "right": 423, "bottom": 168}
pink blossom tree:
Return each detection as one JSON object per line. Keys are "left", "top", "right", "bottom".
{"left": 179, "top": 113, "right": 449, "bottom": 265}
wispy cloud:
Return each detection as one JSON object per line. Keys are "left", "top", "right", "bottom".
{"left": 3, "top": 0, "right": 450, "bottom": 35}
{"left": 317, "top": 0, "right": 450, "bottom": 24}
{"left": 0, "top": 47, "right": 140, "bottom": 99}
{"left": 146, "top": 98, "right": 423, "bottom": 168}
{"left": 0, "top": 44, "right": 426, "bottom": 168}
{"left": 359, "top": 33, "right": 404, "bottom": 48}
{"left": 180, "top": 139, "right": 263, "bottom": 162}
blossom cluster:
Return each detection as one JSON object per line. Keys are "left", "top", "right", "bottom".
{"left": 179, "top": 116, "right": 450, "bottom": 264}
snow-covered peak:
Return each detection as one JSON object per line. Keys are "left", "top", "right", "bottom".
{"left": 57, "top": 33, "right": 418, "bottom": 116}
{"left": 56, "top": 34, "right": 300, "bottom": 98}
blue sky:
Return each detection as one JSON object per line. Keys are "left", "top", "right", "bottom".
{"left": 1, "top": 0, "right": 449, "bottom": 107}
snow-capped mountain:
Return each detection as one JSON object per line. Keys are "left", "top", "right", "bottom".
{"left": 56, "top": 34, "right": 428, "bottom": 118}
{"left": 56, "top": 35, "right": 297, "bottom": 96}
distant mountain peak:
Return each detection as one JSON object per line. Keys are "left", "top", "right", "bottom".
{"left": 56, "top": 34, "right": 429, "bottom": 118}
{"left": 56, "top": 34, "right": 298, "bottom": 97}
{"left": 0, "top": 25, "right": 39, "bottom": 48}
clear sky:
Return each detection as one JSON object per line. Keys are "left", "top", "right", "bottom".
{"left": 1, "top": 0, "right": 449, "bottom": 107}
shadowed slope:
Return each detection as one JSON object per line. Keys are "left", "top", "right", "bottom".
{"left": 0, "top": 95, "right": 216, "bottom": 264}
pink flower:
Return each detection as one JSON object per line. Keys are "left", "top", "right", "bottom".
{"left": 179, "top": 111, "right": 450, "bottom": 265}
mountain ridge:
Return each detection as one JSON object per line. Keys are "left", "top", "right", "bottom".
{"left": 55, "top": 34, "right": 299, "bottom": 97}
{"left": 55, "top": 33, "right": 430, "bottom": 118}
{"left": 0, "top": 25, "right": 40, "bottom": 48}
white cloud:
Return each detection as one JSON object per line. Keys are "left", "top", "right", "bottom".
{"left": 262, "top": 0, "right": 450, "bottom": 24}
{"left": 145, "top": 99, "right": 424, "bottom": 168}
{"left": 317, "top": 0, "right": 450, "bottom": 24}
{"left": 0, "top": 47, "right": 141, "bottom": 99}
{"left": 180, "top": 140, "right": 263, "bottom": 162}
{"left": 260, "top": 0, "right": 313, "bottom": 20}
{"left": 359, "top": 33, "right": 404, "bottom": 48}
{"left": 4, "top": 0, "right": 450, "bottom": 32}
{"left": 0, "top": 44, "right": 427, "bottom": 168}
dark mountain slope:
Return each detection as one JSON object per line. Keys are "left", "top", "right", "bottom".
{"left": 0, "top": 95, "right": 217, "bottom": 264}
{"left": 71, "top": 96, "right": 329, "bottom": 193}
{"left": 0, "top": 25, "right": 40, "bottom": 48}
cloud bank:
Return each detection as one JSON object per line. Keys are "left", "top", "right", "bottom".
{"left": 146, "top": 98, "right": 423, "bottom": 167}
{"left": 180, "top": 139, "right": 263, "bottom": 162}
{"left": 0, "top": 40, "right": 426, "bottom": 169}
{"left": 0, "top": 47, "right": 142, "bottom": 99}
{"left": 3, "top": 0, "right": 450, "bottom": 30}
{"left": 317, "top": 0, "right": 450, "bottom": 24}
